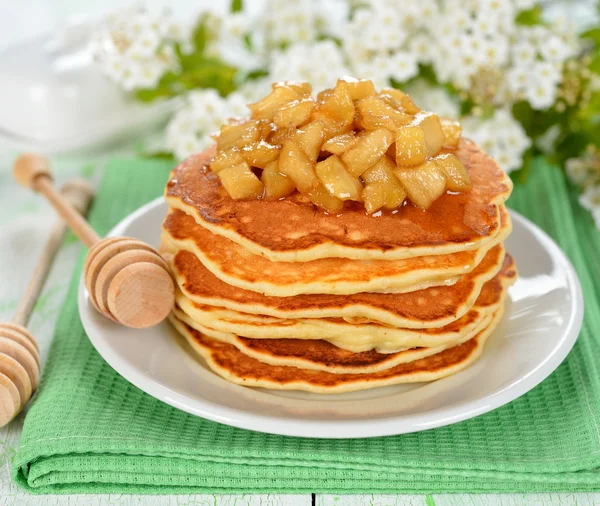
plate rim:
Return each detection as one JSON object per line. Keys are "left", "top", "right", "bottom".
{"left": 79, "top": 196, "right": 584, "bottom": 438}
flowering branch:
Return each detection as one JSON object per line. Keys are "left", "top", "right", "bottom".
{"left": 92, "top": 0, "right": 600, "bottom": 228}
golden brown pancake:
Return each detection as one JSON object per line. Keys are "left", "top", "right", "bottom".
{"left": 169, "top": 306, "right": 503, "bottom": 393}
{"left": 173, "top": 252, "right": 515, "bottom": 353}
{"left": 174, "top": 306, "right": 494, "bottom": 373}
{"left": 167, "top": 244, "right": 509, "bottom": 329}
{"left": 165, "top": 139, "right": 512, "bottom": 262}
{"left": 161, "top": 207, "right": 510, "bottom": 296}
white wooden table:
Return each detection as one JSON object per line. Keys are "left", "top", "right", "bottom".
{"left": 1, "top": 2, "right": 600, "bottom": 504}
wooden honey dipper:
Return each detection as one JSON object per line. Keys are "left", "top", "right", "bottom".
{"left": 0, "top": 179, "right": 95, "bottom": 426}
{"left": 13, "top": 153, "right": 175, "bottom": 331}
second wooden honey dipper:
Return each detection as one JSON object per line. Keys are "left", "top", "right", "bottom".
{"left": 0, "top": 179, "right": 94, "bottom": 426}
{"left": 13, "top": 154, "right": 175, "bottom": 329}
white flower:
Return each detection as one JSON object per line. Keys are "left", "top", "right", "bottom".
{"left": 92, "top": 7, "right": 184, "bottom": 91}
{"left": 526, "top": 80, "right": 557, "bottom": 110}
{"left": 225, "top": 91, "right": 251, "bottom": 118}
{"left": 579, "top": 185, "right": 600, "bottom": 211}
{"left": 511, "top": 41, "right": 537, "bottom": 66}
{"left": 314, "top": 0, "right": 350, "bottom": 39}
{"left": 520, "top": 25, "right": 551, "bottom": 49}
{"left": 408, "top": 33, "right": 434, "bottom": 63}
{"left": 532, "top": 61, "right": 562, "bottom": 85}
{"left": 134, "top": 61, "right": 164, "bottom": 89}
{"left": 513, "top": 0, "right": 538, "bottom": 10}
{"left": 566, "top": 159, "right": 593, "bottom": 186}
{"left": 262, "top": 0, "right": 318, "bottom": 46}
{"left": 236, "top": 78, "right": 273, "bottom": 103}
{"left": 128, "top": 30, "right": 161, "bottom": 58}
{"left": 389, "top": 51, "right": 419, "bottom": 83}
{"left": 470, "top": 13, "right": 498, "bottom": 36}
{"left": 462, "top": 109, "right": 531, "bottom": 173}
{"left": 506, "top": 67, "right": 530, "bottom": 95}
{"left": 406, "top": 80, "right": 460, "bottom": 118}
{"left": 539, "top": 35, "right": 571, "bottom": 63}
{"left": 166, "top": 88, "right": 250, "bottom": 160}
{"left": 479, "top": 36, "right": 509, "bottom": 67}
{"left": 479, "top": 0, "right": 514, "bottom": 16}
{"left": 269, "top": 41, "right": 349, "bottom": 90}
{"left": 222, "top": 12, "right": 250, "bottom": 39}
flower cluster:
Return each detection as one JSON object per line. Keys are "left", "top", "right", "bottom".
{"left": 567, "top": 147, "right": 600, "bottom": 229}
{"left": 92, "top": 6, "right": 190, "bottom": 91}
{"left": 91, "top": 1, "right": 600, "bottom": 228}
{"left": 462, "top": 110, "right": 532, "bottom": 173}
{"left": 166, "top": 89, "right": 248, "bottom": 160}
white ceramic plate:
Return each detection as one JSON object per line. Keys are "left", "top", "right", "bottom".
{"left": 79, "top": 198, "right": 584, "bottom": 439}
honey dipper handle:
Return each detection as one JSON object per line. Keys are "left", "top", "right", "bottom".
{"left": 12, "top": 180, "right": 96, "bottom": 327}
{"left": 34, "top": 176, "right": 100, "bottom": 248}
{"left": 14, "top": 153, "right": 100, "bottom": 248}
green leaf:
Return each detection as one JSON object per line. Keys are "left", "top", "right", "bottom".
{"left": 231, "top": 0, "right": 243, "bottom": 13}
{"left": 511, "top": 148, "right": 535, "bottom": 184}
{"left": 589, "top": 49, "right": 600, "bottom": 74}
{"left": 515, "top": 6, "right": 542, "bottom": 26}
{"left": 581, "top": 27, "right": 600, "bottom": 45}
{"left": 243, "top": 33, "right": 253, "bottom": 50}
{"left": 139, "top": 150, "right": 177, "bottom": 161}
{"left": 191, "top": 15, "right": 209, "bottom": 54}
{"left": 244, "top": 68, "right": 269, "bottom": 81}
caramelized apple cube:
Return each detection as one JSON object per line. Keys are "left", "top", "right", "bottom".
{"left": 395, "top": 125, "right": 427, "bottom": 166}
{"left": 313, "top": 80, "right": 355, "bottom": 136}
{"left": 269, "top": 127, "right": 295, "bottom": 145}
{"left": 273, "top": 81, "right": 312, "bottom": 97}
{"left": 316, "top": 87, "right": 333, "bottom": 103}
{"left": 217, "top": 120, "right": 266, "bottom": 151}
{"left": 315, "top": 155, "right": 363, "bottom": 201}
{"left": 395, "top": 161, "right": 446, "bottom": 209}
{"left": 273, "top": 98, "right": 316, "bottom": 128}
{"left": 356, "top": 96, "right": 412, "bottom": 131}
{"left": 240, "top": 141, "right": 279, "bottom": 168}
{"left": 261, "top": 160, "right": 296, "bottom": 198}
{"left": 248, "top": 87, "right": 301, "bottom": 120}
{"left": 293, "top": 120, "right": 327, "bottom": 162}
{"left": 362, "top": 182, "right": 387, "bottom": 214}
{"left": 307, "top": 184, "right": 344, "bottom": 213}
{"left": 361, "top": 156, "right": 406, "bottom": 210}
{"left": 278, "top": 140, "right": 319, "bottom": 193}
{"left": 412, "top": 112, "right": 444, "bottom": 157}
{"left": 218, "top": 162, "right": 264, "bottom": 199}
{"left": 341, "top": 128, "right": 394, "bottom": 177}
{"left": 382, "top": 88, "right": 421, "bottom": 114}
{"left": 440, "top": 117, "right": 462, "bottom": 148}
{"left": 210, "top": 149, "right": 245, "bottom": 173}
{"left": 322, "top": 132, "right": 358, "bottom": 155}
{"left": 434, "top": 153, "right": 472, "bottom": 191}
{"left": 340, "top": 77, "right": 377, "bottom": 101}
{"left": 361, "top": 155, "right": 395, "bottom": 184}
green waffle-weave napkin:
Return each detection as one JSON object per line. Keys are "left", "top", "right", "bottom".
{"left": 12, "top": 157, "right": 600, "bottom": 494}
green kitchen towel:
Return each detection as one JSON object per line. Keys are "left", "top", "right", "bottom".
{"left": 12, "top": 157, "right": 600, "bottom": 494}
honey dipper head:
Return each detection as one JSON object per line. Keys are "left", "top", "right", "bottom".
{"left": 13, "top": 153, "right": 53, "bottom": 189}
{"left": 0, "top": 323, "right": 40, "bottom": 426}
{"left": 84, "top": 237, "right": 174, "bottom": 329}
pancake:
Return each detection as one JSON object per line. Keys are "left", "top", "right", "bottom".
{"left": 161, "top": 207, "right": 511, "bottom": 296}
{"left": 165, "top": 139, "right": 512, "bottom": 262}
{"left": 169, "top": 306, "right": 503, "bottom": 393}
{"left": 173, "top": 306, "right": 496, "bottom": 373}
{"left": 167, "top": 244, "right": 509, "bottom": 329}
{"left": 174, "top": 252, "right": 515, "bottom": 353}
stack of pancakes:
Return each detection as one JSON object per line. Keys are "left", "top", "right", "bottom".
{"left": 160, "top": 139, "right": 516, "bottom": 393}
